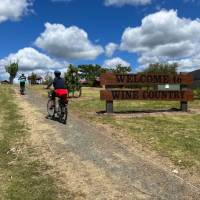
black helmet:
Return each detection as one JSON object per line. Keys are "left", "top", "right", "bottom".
{"left": 22, "top": 73, "right": 24, "bottom": 76}
{"left": 54, "top": 70, "right": 61, "bottom": 76}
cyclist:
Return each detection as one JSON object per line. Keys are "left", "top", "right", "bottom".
{"left": 18, "top": 73, "right": 26, "bottom": 94}
{"left": 46, "top": 71, "right": 68, "bottom": 108}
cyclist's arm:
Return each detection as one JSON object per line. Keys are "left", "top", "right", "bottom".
{"left": 46, "top": 81, "right": 53, "bottom": 89}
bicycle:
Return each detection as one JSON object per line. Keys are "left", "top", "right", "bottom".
{"left": 68, "top": 84, "right": 82, "bottom": 98}
{"left": 47, "top": 90, "right": 68, "bottom": 124}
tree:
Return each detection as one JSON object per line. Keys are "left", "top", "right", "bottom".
{"left": 65, "top": 64, "right": 79, "bottom": 86}
{"left": 112, "top": 64, "right": 132, "bottom": 74}
{"left": 143, "top": 63, "right": 178, "bottom": 74}
{"left": 5, "top": 61, "right": 19, "bottom": 84}
{"left": 28, "top": 72, "right": 38, "bottom": 85}
{"left": 78, "top": 64, "right": 109, "bottom": 86}
{"left": 65, "top": 64, "right": 81, "bottom": 96}
{"left": 44, "top": 72, "right": 53, "bottom": 85}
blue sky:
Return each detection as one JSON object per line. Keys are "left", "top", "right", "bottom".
{"left": 1, "top": 0, "right": 200, "bottom": 79}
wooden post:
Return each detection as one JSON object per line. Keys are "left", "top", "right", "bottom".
{"left": 106, "top": 101, "right": 113, "bottom": 113}
{"left": 180, "top": 101, "right": 188, "bottom": 112}
{"left": 180, "top": 84, "right": 188, "bottom": 112}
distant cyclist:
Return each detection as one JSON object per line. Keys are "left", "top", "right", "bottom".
{"left": 18, "top": 73, "right": 26, "bottom": 95}
{"left": 46, "top": 71, "right": 68, "bottom": 108}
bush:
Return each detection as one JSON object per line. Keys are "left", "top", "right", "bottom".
{"left": 194, "top": 88, "right": 200, "bottom": 99}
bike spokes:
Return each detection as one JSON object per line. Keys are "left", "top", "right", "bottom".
{"left": 47, "top": 100, "right": 55, "bottom": 117}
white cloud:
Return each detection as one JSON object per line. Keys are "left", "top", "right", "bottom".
{"left": 103, "top": 57, "right": 130, "bottom": 69}
{"left": 35, "top": 23, "right": 104, "bottom": 61}
{"left": 105, "top": 43, "right": 118, "bottom": 57}
{"left": 104, "top": 0, "right": 151, "bottom": 6}
{"left": 0, "top": 47, "right": 67, "bottom": 79}
{"left": 0, "top": 67, "right": 8, "bottom": 80}
{"left": 120, "top": 9, "right": 200, "bottom": 72}
{"left": 170, "top": 56, "right": 200, "bottom": 72}
{"left": 0, "top": 0, "right": 33, "bottom": 23}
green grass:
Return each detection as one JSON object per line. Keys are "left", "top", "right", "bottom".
{"left": 101, "top": 115, "right": 200, "bottom": 167}
{"left": 0, "top": 85, "right": 58, "bottom": 200}
{"left": 30, "top": 86, "right": 200, "bottom": 170}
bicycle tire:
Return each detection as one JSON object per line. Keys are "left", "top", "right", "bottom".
{"left": 59, "top": 103, "right": 68, "bottom": 124}
{"left": 47, "top": 99, "right": 55, "bottom": 117}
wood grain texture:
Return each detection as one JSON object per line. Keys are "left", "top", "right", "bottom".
{"left": 100, "top": 90, "right": 193, "bottom": 101}
{"left": 100, "top": 73, "right": 193, "bottom": 86}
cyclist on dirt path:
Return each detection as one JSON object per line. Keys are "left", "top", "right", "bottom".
{"left": 18, "top": 73, "right": 27, "bottom": 92}
{"left": 46, "top": 71, "right": 67, "bottom": 108}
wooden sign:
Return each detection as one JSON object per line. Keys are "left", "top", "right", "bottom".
{"left": 100, "top": 90, "right": 193, "bottom": 101}
{"left": 100, "top": 73, "right": 193, "bottom": 86}
{"left": 100, "top": 72, "right": 193, "bottom": 113}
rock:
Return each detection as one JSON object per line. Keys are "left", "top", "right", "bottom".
{"left": 172, "top": 169, "right": 179, "bottom": 174}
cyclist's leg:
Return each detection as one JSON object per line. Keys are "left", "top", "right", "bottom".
{"left": 22, "top": 82, "right": 25, "bottom": 90}
{"left": 20, "top": 82, "right": 25, "bottom": 91}
{"left": 50, "top": 90, "right": 56, "bottom": 108}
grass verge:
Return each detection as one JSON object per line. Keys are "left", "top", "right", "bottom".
{"left": 0, "top": 85, "right": 58, "bottom": 200}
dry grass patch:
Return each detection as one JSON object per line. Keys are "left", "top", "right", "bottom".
{"left": 0, "top": 85, "right": 59, "bottom": 200}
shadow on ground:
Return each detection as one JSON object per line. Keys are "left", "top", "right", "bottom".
{"left": 97, "top": 108, "right": 182, "bottom": 115}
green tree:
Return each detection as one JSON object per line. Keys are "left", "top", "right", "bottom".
{"left": 78, "top": 64, "right": 109, "bottom": 86}
{"left": 143, "top": 63, "right": 178, "bottom": 74}
{"left": 65, "top": 64, "right": 81, "bottom": 96}
{"left": 29, "top": 72, "right": 38, "bottom": 85}
{"left": 112, "top": 64, "right": 132, "bottom": 74}
{"left": 5, "top": 61, "right": 19, "bottom": 84}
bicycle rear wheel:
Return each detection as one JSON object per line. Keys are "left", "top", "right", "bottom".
{"left": 59, "top": 103, "right": 68, "bottom": 124}
{"left": 20, "top": 86, "right": 25, "bottom": 95}
{"left": 47, "top": 99, "right": 55, "bottom": 117}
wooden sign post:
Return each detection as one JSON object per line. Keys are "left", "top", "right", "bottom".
{"left": 100, "top": 73, "right": 193, "bottom": 113}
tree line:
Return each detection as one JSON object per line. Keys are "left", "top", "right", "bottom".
{"left": 4, "top": 62, "right": 178, "bottom": 87}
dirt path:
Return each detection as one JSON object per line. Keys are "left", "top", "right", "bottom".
{"left": 14, "top": 88, "right": 200, "bottom": 200}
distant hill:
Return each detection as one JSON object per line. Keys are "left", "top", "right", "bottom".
{"left": 190, "top": 69, "right": 200, "bottom": 81}
{"left": 190, "top": 69, "right": 200, "bottom": 88}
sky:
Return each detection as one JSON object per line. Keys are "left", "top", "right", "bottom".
{"left": 1, "top": 0, "right": 200, "bottom": 80}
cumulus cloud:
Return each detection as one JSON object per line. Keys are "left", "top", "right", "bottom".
{"left": 170, "top": 55, "right": 200, "bottom": 72}
{"left": 0, "top": 67, "right": 8, "bottom": 80}
{"left": 120, "top": 9, "right": 200, "bottom": 71}
{"left": 0, "top": 47, "right": 67, "bottom": 79}
{"left": 105, "top": 43, "right": 118, "bottom": 57}
{"left": 103, "top": 57, "right": 131, "bottom": 69}
{"left": 0, "top": 0, "right": 33, "bottom": 23}
{"left": 35, "top": 23, "right": 104, "bottom": 61}
{"left": 104, "top": 0, "right": 151, "bottom": 6}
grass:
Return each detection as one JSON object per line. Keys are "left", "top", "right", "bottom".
{"left": 0, "top": 85, "right": 58, "bottom": 200}
{"left": 30, "top": 85, "right": 200, "bottom": 170}
{"left": 101, "top": 115, "right": 200, "bottom": 167}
